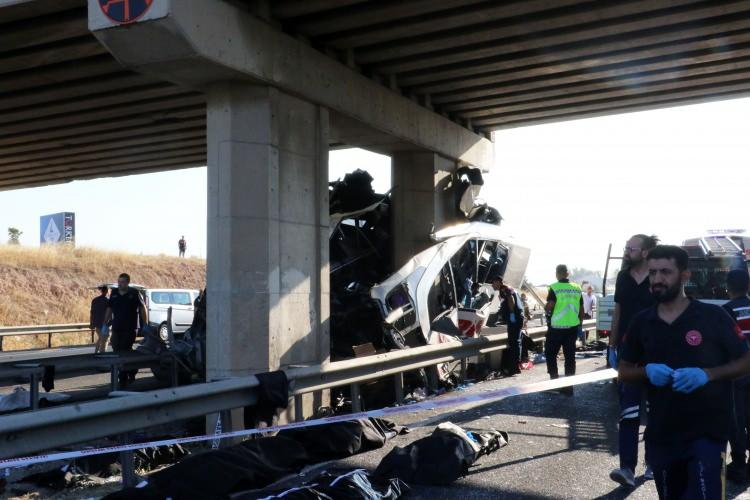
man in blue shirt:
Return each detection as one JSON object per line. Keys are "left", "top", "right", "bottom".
{"left": 619, "top": 246, "right": 750, "bottom": 499}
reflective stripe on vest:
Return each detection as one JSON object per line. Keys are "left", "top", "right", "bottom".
{"left": 550, "top": 281, "right": 582, "bottom": 328}
{"left": 733, "top": 305, "right": 750, "bottom": 336}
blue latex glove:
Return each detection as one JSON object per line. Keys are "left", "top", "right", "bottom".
{"left": 608, "top": 347, "right": 618, "bottom": 369}
{"left": 672, "top": 367, "right": 709, "bottom": 394}
{"left": 509, "top": 312, "right": 516, "bottom": 324}
{"left": 645, "top": 364, "right": 674, "bottom": 387}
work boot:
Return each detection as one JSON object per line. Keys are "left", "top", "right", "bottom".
{"left": 610, "top": 467, "right": 635, "bottom": 488}
{"left": 727, "top": 462, "right": 747, "bottom": 483}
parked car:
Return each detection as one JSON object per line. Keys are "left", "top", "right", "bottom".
{"left": 144, "top": 288, "right": 200, "bottom": 340}
{"left": 102, "top": 285, "right": 199, "bottom": 340}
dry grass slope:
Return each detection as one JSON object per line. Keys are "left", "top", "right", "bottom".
{"left": 0, "top": 245, "right": 206, "bottom": 327}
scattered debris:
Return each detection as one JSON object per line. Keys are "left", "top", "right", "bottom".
{"left": 134, "top": 444, "right": 189, "bottom": 473}
{"left": 374, "top": 421, "right": 508, "bottom": 486}
{"left": 244, "top": 469, "right": 408, "bottom": 499}
{"left": 548, "top": 423, "right": 571, "bottom": 429}
{"left": 105, "top": 418, "right": 405, "bottom": 499}
{"left": 0, "top": 387, "right": 70, "bottom": 413}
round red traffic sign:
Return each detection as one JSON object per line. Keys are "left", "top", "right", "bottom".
{"left": 98, "top": 0, "right": 153, "bottom": 25}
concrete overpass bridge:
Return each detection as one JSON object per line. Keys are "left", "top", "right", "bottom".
{"left": 2, "top": 0, "right": 750, "bottom": 417}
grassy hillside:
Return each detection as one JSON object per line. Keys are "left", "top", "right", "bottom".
{"left": 0, "top": 245, "right": 206, "bottom": 327}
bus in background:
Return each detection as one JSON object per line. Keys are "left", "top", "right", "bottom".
{"left": 596, "top": 231, "right": 750, "bottom": 344}
{"left": 682, "top": 230, "right": 750, "bottom": 305}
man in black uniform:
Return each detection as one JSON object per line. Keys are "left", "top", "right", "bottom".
{"left": 492, "top": 276, "right": 523, "bottom": 377}
{"left": 545, "top": 264, "right": 584, "bottom": 396}
{"left": 609, "top": 233, "right": 658, "bottom": 487}
{"left": 102, "top": 273, "right": 147, "bottom": 387}
{"left": 619, "top": 246, "right": 750, "bottom": 499}
{"left": 723, "top": 269, "right": 750, "bottom": 482}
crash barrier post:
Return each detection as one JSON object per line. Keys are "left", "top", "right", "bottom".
{"left": 119, "top": 432, "right": 136, "bottom": 488}
{"left": 0, "top": 322, "right": 596, "bottom": 465}
{"left": 350, "top": 383, "right": 362, "bottom": 412}
{"left": 393, "top": 373, "right": 404, "bottom": 404}
{"left": 0, "top": 324, "right": 90, "bottom": 352}
{"left": 294, "top": 394, "right": 304, "bottom": 422}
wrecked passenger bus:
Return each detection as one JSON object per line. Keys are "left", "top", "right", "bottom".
{"left": 371, "top": 223, "right": 530, "bottom": 350}
{"left": 329, "top": 168, "right": 529, "bottom": 371}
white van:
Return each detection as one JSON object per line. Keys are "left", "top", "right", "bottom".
{"left": 144, "top": 289, "right": 200, "bottom": 339}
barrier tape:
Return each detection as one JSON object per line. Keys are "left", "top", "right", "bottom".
{"left": 0, "top": 368, "right": 617, "bottom": 470}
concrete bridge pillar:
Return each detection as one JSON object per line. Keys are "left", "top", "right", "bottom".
{"left": 206, "top": 83, "right": 330, "bottom": 390}
{"left": 391, "top": 152, "right": 462, "bottom": 269}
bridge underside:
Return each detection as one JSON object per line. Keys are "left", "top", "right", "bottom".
{"left": 2, "top": 0, "right": 750, "bottom": 188}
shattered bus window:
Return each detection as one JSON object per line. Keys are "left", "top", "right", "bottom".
{"left": 478, "top": 241, "right": 509, "bottom": 283}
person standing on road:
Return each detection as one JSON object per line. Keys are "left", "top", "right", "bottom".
{"left": 723, "top": 269, "right": 750, "bottom": 482}
{"left": 178, "top": 236, "right": 187, "bottom": 257}
{"left": 544, "top": 264, "right": 584, "bottom": 395}
{"left": 102, "top": 273, "right": 147, "bottom": 387}
{"left": 583, "top": 285, "right": 597, "bottom": 319}
{"left": 90, "top": 285, "right": 109, "bottom": 354}
{"left": 492, "top": 276, "right": 523, "bottom": 377}
{"left": 618, "top": 245, "right": 750, "bottom": 499}
{"left": 609, "top": 233, "right": 658, "bottom": 487}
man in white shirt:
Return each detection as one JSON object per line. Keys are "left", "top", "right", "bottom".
{"left": 582, "top": 285, "right": 597, "bottom": 319}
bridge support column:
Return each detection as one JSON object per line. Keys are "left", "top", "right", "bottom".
{"left": 391, "top": 152, "right": 461, "bottom": 269}
{"left": 206, "top": 83, "right": 330, "bottom": 421}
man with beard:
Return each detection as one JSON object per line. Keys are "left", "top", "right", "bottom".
{"left": 609, "top": 234, "right": 658, "bottom": 487}
{"left": 723, "top": 269, "right": 750, "bottom": 482}
{"left": 619, "top": 245, "right": 750, "bottom": 499}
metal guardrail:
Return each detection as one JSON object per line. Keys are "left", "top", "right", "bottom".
{"left": 0, "top": 323, "right": 91, "bottom": 350}
{"left": 0, "top": 324, "right": 89, "bottom": 335}
{"left": 0, "top": 320, "right": 596, "bottom": 461}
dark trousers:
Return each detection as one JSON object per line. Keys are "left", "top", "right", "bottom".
{"left": 501, "top": 321, "right": 522, "bottom": 375}
{"left": 111, "top": 329, "right": 137, "bottom": 384}
{"left": 730, "top": 377, "right": 750, "bottom": 466}
{"left": 619, "top": 381, "right": 645, "bottom": 471}
{"left": 545, "top": 327, "right": 577, "bottom": 378}
{"left": 649, "top": 438, "right": 726, "bottom": 500}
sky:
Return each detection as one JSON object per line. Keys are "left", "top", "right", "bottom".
{"left": 3, "top": 96, "right": 750, "bottom": 282}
